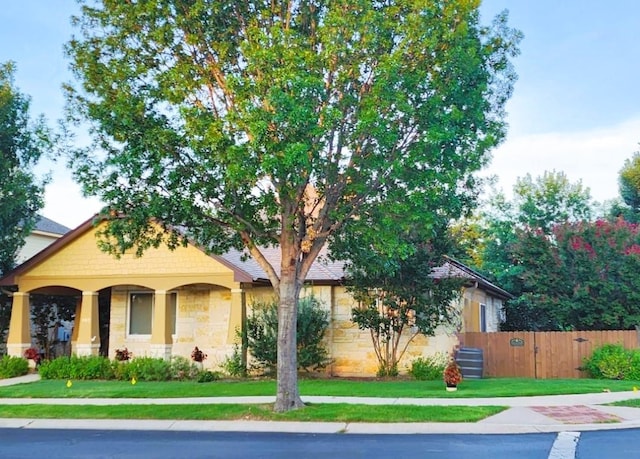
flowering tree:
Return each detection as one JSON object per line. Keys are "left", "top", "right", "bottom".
{"left": 502, "top": 219, "right": 640, "bottom": 330}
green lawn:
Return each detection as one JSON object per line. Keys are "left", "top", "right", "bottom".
{"left": 0, "top": 377, "right": 635, "bottom": 423}
{"left": 0, "top": 377, "right": 636, "bottom": 399}
{"left": 0, "top": 403, "right": 505, "bottom": 423}
{"left": 611, "top": 398, "right": 640, "bottom": 408}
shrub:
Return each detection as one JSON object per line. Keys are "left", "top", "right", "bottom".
{"left": 583, "top": 344, "right": 633, "bottom": 379}
{"left": 408, "top": 354, "right": 448, "bottom": 381}
{"left": 377, "top": 364, "right": 398, "bottom": 378}
{"left": 221, "top": 344, "right": 247, "bottom": 378}
{"left": 39, "top": 356, "right": 115, "bottom": 380}
{"left": 0, "top": 355, "right": 29, "bottom": 379}
{"left": 169, "top": 356, "right": 200, "bottom": 380}
{"left": 197, "top": 370, "right": 221, "bottom": 383}
{"left": 119, "top": 357, "right": 172, "bottom": 381}
{"left": 246, "top": 295, "right": 330, "bottom": 373}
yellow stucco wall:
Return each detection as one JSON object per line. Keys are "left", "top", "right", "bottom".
{"left": 17, "top": 223, "right": 237, "bottom": 292}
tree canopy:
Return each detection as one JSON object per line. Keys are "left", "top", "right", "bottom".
{"left": 66, "top": 0, "right": 520, "bottom": 411}
{"left": 609, "top": 150, "right": 640, "bottom": 223}
{"left": 346, "top": 226, "right": 463, "bottom": 377}
{"left": 501, "top": 219, "right": 640, "bottom": 331}
{"left": 468, "top": 170, "right": 594, "bottom": 294}
{"left": 0, "top": 62, "right": 49, "bottom": 275}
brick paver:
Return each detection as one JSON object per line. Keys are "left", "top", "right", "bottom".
{"left": 532, "top": 405, "right": 622, "bottom": 424}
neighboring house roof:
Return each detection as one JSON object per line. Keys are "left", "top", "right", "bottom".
{"left": 218, "top": 246, "right": 345, "bottom": 283}
{"left": 0, "top": 215, "right": 512, "bottom": 300}
{"left": 433, "top": 256, "right": 513, "bottom": 300}
{"left": 32, "top": 215, "right": 71, "bottom": 237}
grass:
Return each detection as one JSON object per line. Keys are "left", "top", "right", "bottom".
{"left": 610, "top": 398, "right": 640, "bottom": 408}
{"left": 0, "top": 377, "right": 637, "bottom": 399}
{"left": 0, "top": 376, "right": 635, "bottom": 423}
{"left": 0, "top": 403, "right": 505, "bottom": 423}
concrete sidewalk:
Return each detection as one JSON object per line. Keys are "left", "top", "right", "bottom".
{"left": 1, "top": 374, "right": 640, "bottom": 434}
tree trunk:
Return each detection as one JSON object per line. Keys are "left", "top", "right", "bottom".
{"left": 274, "top": 242, "right": 305, "bottom": 412}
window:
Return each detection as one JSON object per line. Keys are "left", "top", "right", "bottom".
{"left": 128, "top": 291, "right": 178, "bottom": 336}
{"left": 480, "top": 303, "right": 487, "bottom": 332}
{"left": 129, "top": 292, "right": 153, "bottom": 335}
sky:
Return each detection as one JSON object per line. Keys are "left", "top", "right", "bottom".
{"left": 1, "top": 1, "right": 639, "bottom": 229}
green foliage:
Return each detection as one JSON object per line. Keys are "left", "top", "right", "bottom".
{"left": 246, "top": 301, "right": 278, "bottom": 373}
{"left": 66, "top": 0, "right": 520, "bottom": 409}
{"left": 116, "top": 357, "right": 172, "bottom": 382}
{"left": 39, "top": 355, "right": 204, "bottom": 381}
{"left": 614, "top": 151, "right": 640, "bottom": 222}
{"left": 467, "top": 171, "right": 593, "bottom": 290}
{"left": 197, "top": 370, "right": 221, "bottom": 383}
{"left": 39, "top": 356, "right": 115, "bottom": 380}
{"left": 347, "top": 233, "right": 463, "bottom": 377}
{"left": 376, "top": 365, "right": 399, "bottom": 378}
{"left": 246, "top": 296, "right": 330, "bottom": 373}
{"left": 582, "top": 344, "right": 637, "bottom": 380}
{"left": 408, "top": 354, "right": 448, "bottom": 381}
{"left": 221, "top": 344, "right": 247, "bottom": 378}
{"left": 0, "top": 355, "right": 28, "bottom": 379}
{"left": 500, "top": 219, "right": 640, "bottom": 331}
{"left": 0, "top": 61, "right": 51, "bottom": 276}
{"left": 473, "top": 171, "right": 640, "bottom": 330}
{"left": 168, "top": 356, "right": 200, "bottom": 381}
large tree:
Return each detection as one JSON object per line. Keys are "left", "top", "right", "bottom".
{"left": 0, "top": 62, "right": 52, "bottom": 351}
{"left": 0, "top": 62, "right": 49, "bottom": 275}
{"left": 65, "top": 0, "right": 520, "bottom": 411}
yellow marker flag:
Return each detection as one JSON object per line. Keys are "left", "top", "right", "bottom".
{"left": 633, "top": 386, "right": 638, "bottom": 392}
{"left": 66, "top": 380, "right": 72, "bottom": 388}
{"left": 131, "top": 377, "right": 137, "bottom": 385}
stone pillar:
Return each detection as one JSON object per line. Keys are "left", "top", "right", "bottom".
{"left": 75, "top": 291, "right": 100, "bottom": 356}
{"left": 6, "top": 292, "right": 31, "bottom": 358}
{"left": 150, "top": 290, "right": 173, "bottom": 360}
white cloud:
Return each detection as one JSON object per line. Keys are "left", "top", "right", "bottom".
{"left": 40, "top": 167, "right": 102, "bottom": 229}
{"left": 482, "top": 117, "right": 640, "bottom": 203}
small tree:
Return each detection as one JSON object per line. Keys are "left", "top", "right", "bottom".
{"left": 246, "top": 295, "right": 330, "bottom": 373}
{"left": 347, "top": 240, "right": 463, "bottom": 377}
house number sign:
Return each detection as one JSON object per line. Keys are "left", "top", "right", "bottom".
{"left": 509, "top": 338, "right": 525, "bottom": 347}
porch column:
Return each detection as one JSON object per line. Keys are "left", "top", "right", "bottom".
{"left": 226, "top": 288, "right": 246, "bottom": 344}
{"left": 70, "top": 297, "right": 81, "bottom": 355}
{"left": 6, "top": 292, "right": 31, "bottom": 358}
{"left": 75, "top": 291, "right": 100, "bottom": 356}
{"left": 150, "top": 290, "right": 173, "bottom": 360}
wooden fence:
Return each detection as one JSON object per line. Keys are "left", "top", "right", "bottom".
{"left": 461, "top": 330, "right": 640, "bottom": 379}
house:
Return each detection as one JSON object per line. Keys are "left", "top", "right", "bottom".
{"left": 16, "top": 215, "right": 70, "bottom": 264}
{"left": 0, "top": 216, "right": 511, "bottom": 376}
